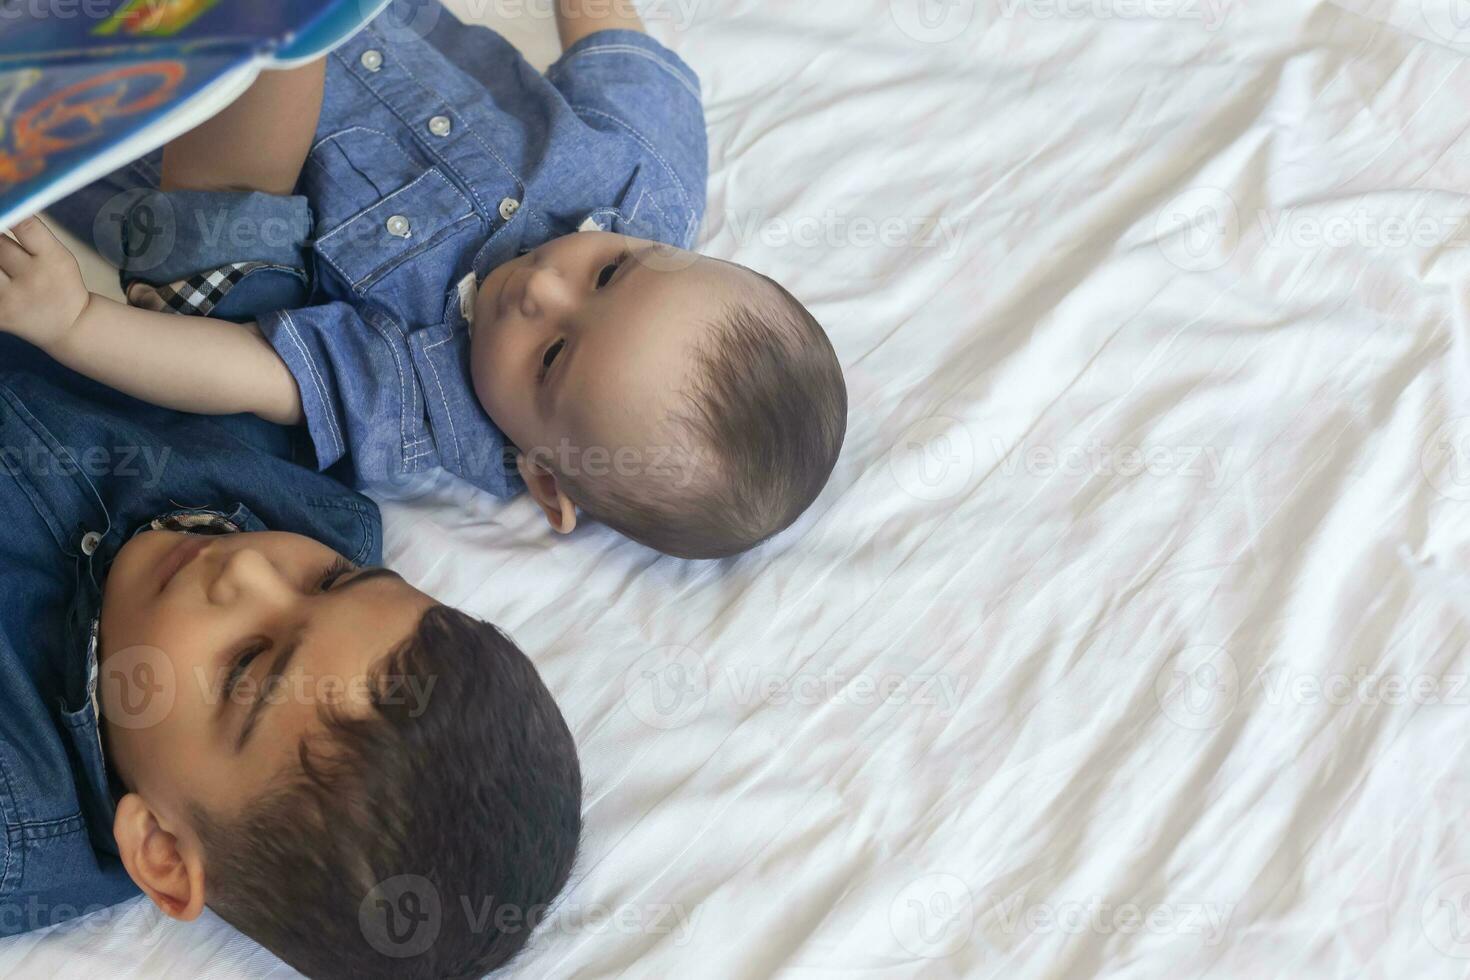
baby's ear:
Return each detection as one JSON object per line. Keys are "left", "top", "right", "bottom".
{"left": 113, "top": 793, "right": 207, "bottom": 922}
{"left": 517, "top": 452, "right": 578, "bottom": 534}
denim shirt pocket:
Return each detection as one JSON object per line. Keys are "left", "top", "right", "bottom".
{"left": 0, "top": 706, "right": 91, "bottom": 899}
{"left": 307, "top": 128, "right": 483, "bottom": 297}
{"left": 314, "top": 170, "right": 480, "bottom": 295}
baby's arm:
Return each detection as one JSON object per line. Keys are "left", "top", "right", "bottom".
{"left": 0, "top": 218, "right": 303, "bottom": 425}
{"left": 554, "top": 0, "right": 645, "bottom": 49}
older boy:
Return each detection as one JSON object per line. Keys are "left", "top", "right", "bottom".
{"left": 0, "top": 333, "right": 581, "bottom": 978}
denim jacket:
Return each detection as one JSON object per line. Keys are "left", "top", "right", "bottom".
{"left": 0, "top": 338, "right": 382, "bottom": 935}
{"left": 50, "top": 0, "right": 709, "bottom": 499}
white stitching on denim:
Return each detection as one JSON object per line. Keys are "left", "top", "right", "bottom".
{"left": 549, "top": 43, "right": 701, "bottom": 102}
{"left": 572, "top": 106, "right": 692, "bottom": 215}
{"left": 277, "top": 310, "right": 345, "bottom": 457}
{"left": 370, "top": 29, "right": 524, "bottom": 218}
{"left": 628, "top": 187, "right": 677, "bottom": 239}
{"left": 362, "top": 311, "right": 415, "bottom": 459}
{"left": 420, "top": 335, "right": 460, "bottom": 466}
{"left": 528, "top": 209, "right": 553, "bottom": 238}
{"left": 352, "top": 213, "right": 479, "bottom": 293}
{"left": 308, "top": 125, "right": 418, "bottom": 166}
{"left": 315, "top": 170, "right": 449, "bottom": 246}
{"left": 315, "top": 246, "right": 359, "bottom": 297}
{"left": 332, "top": 36, "right": 496, "bottom": 219}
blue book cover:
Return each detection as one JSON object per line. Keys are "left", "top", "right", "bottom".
{"left": 0, "top": 0, "right": 389, "bottom": 229}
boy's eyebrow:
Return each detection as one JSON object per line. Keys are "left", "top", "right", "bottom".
{"left": 236, "top": 628, "right": 304, "bottom": 752}
{"left": 234, "top": 568, "right": 405, "bottom": 751}
{"left": 334, "top": 567, "right": 403, "bottom": 593}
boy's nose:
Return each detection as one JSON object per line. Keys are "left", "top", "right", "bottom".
{"left": 209, "top": 548, "right": 296, "bottom": 609}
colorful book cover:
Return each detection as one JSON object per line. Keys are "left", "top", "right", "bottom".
{"left": 0, "top": 0, "right": 390, "bottom": 230}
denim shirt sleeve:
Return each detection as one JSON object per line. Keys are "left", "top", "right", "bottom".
{"left": 110, "top": 187, "right": 313, "bottom": 317}
{"left": 256, "top": 302, "right": 425, "bottom": 487}
{"left": 545, "top": 30, "right": 709, "bottom": 248}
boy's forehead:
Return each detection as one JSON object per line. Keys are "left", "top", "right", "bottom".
{"left": 304, "top": 578, "right": 434, "bottom": 678}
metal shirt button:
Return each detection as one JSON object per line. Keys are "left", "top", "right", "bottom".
{"left": 428, "top": 115, "right": 452, "bottom": 136}
{"left": 498, "top": 197, "right": 521, "bottom": 221}
{"left": 360, "top": 49, "right": 384, "bottom": 72}
{"left": 80, "top": 531, "right": 103, "bottom": 556}
{"left": 386, "top": 214, "right": 412, "bottom": 239}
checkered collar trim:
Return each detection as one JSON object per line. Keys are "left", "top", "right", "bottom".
{"left": 125, "top": 262, "right": 290, "bottom": 317}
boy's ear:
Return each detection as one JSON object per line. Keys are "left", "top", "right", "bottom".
{"left": 113, "top": 793, "right": 207, "bottom": 922}
{"left": 517, "top": 452, "right": 578, "bottom": 534}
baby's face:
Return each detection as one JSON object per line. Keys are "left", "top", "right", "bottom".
{"left": 469, "top": 231, "right": 746, "bottom": 487}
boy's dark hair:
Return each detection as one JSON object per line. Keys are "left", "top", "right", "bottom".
{"left": 567, "top": 270, "right": 847, "bottom": 560}
{"left": 193, "top": 605, "right": 582, "bottom": 980}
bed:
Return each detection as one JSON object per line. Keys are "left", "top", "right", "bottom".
{"left": 7, "top": 0, "right": 1470, "bottom": 975}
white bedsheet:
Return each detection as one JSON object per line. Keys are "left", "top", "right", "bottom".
{"left": 11, "top": 0, "right": 1470, "bottom": 976}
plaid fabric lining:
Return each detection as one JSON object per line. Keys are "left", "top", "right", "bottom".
{"left": 125, "top": 261, "right": 289, "bottom": 317}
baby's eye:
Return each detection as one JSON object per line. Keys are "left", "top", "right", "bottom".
{"left": 539, "top": 339, "right": 566, "bottom": 380}
{"left": 595, "top": 249, "right": 631, "bottom": 289}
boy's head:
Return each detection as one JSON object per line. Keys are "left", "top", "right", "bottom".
{"left": 98, "top": 530, "right": 582, "bottom": 978}
{"left": 470, "top": 231, "right": 847, "bottom": 559}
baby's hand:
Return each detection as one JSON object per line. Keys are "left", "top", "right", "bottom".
{"left": 0, "top": 217, "right": 91, "bottom": 351}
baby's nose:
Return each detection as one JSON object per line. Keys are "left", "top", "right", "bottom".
{"left": 523, "top": 267, "right": 576, "bottom": 318}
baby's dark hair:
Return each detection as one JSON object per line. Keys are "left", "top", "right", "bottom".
{"left": 192, "top": 604, "right": 582, "bottom": 980}
{"left": 566, "top": 269, "right": 847, "bottom": 559}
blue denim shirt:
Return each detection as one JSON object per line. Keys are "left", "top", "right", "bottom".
{"left": 0, "top": 338, "right": 382, "bottom": 935}
{"left": 52, "top": 0, "right": 708, "bottom": 499}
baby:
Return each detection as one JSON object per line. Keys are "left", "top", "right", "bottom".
{"left": 15, "top": 0, "right": 848, "bottom": 560}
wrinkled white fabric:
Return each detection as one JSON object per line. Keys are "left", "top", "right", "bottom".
{"left": 12, "top": 0, "right": 1470, "bottom": 976}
